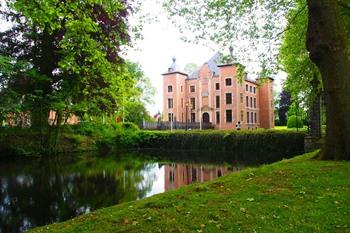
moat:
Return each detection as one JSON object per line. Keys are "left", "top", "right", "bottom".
{"left": 0, "top": 150, "right": 279, "bottom": 233}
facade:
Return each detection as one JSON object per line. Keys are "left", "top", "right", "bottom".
{"left": 162, "top": 54, "right": 275, "bottom": 130}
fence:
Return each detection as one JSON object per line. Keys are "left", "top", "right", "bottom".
{"left": 140, "top": 121, "right": 214, "bottom": 130}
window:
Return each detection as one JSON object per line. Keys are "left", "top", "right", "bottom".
{"left": 251, "top": 112, "right": 254, "bottom": 124}
{"left": 226, "top": 110, "right": 232, "bottom": 123}
{"left": 169, "top": 170, "right": 174, "bottom": 183}
{"left": 190, "top": 85, "right": 195, "bottom": 92}
{"left": 168, "top": 85, "right": 173, "bottom": 92}
{"left": 240, "top": 93, "right": 243, "bottom": 103}
{"left": 216, "top": 83, "right": 220, "bottom": 90}
{"left": 225, "top": 78, "right": 232, "bottom": 86}
{"left": 168, "top": 98, "right": 173, "bottom": 109}
{"left": 254, "top": 112, "right": 257, "bottom": 123}
{"left": 168, "top": 113, "right": 173, "bottom": 122}
{"left": 192, "top": 167, "right": 197, "bottom": 182}
{"left": 246, "top": 84, "right": 248, "bottom": 91}
{"left": 216, "top": 96, "right": 220, "bottom": 108}
{"left": 216, "top": 111, "right": 220, "bottom": 124}
{"left": 247, "top": 112, "right": 250, "bottom": 123}
{"left": 218, "top": 169, "right": 222, "bottom": 177}
{"left": 254, "top": 98, "right": 256, "bottom": 108}
{"left": 182, "top": 113, "right": 184, "bottom": 122}
{"left": 250, "top": 97, "right": 253, "bottom": 107}
{"left": 240, "top": 111, "right": 244, "bottom": 122}
{"left": 226, "top": 93, "right": 232, "bottom": 105}
{"left": 191, "top": 113, "right": 196, "bottom": 122}
{"left": 246, "top": 96, "right": 249, "bottom": 107}
{"left": 181, "top": 86, "right": 183, "bottom": 92}
{"left": 190, "top": 98, "right": 196, "bottom": 109}
{"left": 250, "top": 86, "right": 252, "bottom": 92}
{"left": 253, "top": 87, "right": 256, "bottom": 93}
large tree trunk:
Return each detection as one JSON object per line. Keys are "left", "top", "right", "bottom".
{"left": 306, "top": 0, "right": 350, "bottom": 160}
{"left": 310, "top": 94, "right": 321, "bottom": 138}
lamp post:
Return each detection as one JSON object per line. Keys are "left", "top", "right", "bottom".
{"left": 185, "top": 102, "right": 189, "bottom": 130}
{"left": 185, "top": 100, "right": 192, "bottom": 130}
{"left": 170, "top": 111, "right": 173, "bottom": 131}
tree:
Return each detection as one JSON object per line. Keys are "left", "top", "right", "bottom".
{"left": 117, "top": 62, "right": 155, "bottom": 124}
{"left": 162, "top": 0, "right": 350, "bottom": 160}
{"left": 184, "top": 63, "right": 199, "bottom": 74}
{"left": 278, "top": 90, "right": 291, "bottom": 126}
{"left": 0, "top": 0, "right": 136, "bottom": 153}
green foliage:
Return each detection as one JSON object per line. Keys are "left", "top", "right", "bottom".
{"left": 107, "top": 130, "right": 306, "bottom": 158}
{"left": 184, "top": 63, "right": 199, "bottom": 74}
{"left": 163, "top": 0, "right": 296, "bottom": 75}
{"left": 70, "top": 121, "right": 140, "bottom": 151}
{"left": 287, "top": 115, "right": 304, "bottom": 129}
{"left": 279, "top": 2, "right": 322, "bottom": 107}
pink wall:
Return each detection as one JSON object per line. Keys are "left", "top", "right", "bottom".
{"left": 162, "top": 64, "right": 274, "bottom": 130}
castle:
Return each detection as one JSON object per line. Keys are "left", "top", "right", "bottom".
{"left": 162, "top": 53, "right": 274, "bottom": 130}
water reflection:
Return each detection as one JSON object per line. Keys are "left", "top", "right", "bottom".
{"left": 0, "top": 152, "right": 242, "bottom": 233}
{"left": 165, "top": 163, "right": 241, "bottom": 191}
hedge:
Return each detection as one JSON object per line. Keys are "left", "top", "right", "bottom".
{"left": 112, "top": 130, "right": 306, "bottom": 162}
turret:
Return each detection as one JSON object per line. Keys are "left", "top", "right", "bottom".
{"left": 258, "top": 77, "right": 275, "bottom": 129}
{"left": 162, "top": 58, "right": 188, "bottom": 122}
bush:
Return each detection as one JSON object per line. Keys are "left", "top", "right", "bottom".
{"left": 106, "top": 130, "right": 306, "bottom": 161}
{"left": 287, "top": 115, "right": 304, "bottom": 128}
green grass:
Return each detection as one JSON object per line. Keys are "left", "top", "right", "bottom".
{"left": 274, "top": 125, "right": 307, "bottom": 131}
{"left": 29, "top": 151, "right": 350, "bottom": 233}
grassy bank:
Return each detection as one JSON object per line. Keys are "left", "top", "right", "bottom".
{"left": 29, "top": 151, "right": 350, "bottom": 233}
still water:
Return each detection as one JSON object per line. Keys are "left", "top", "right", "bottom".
{"left": 0, "top": 150, "right": 267, "bottom": 233}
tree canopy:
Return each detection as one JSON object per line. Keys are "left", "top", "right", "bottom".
{"left": 0, "top": 0, "right": 154, "bottom": 152}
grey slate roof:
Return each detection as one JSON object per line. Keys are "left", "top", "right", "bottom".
{"left": 188, "top": 52, "right": 221, "bottom": 80}
{"left": 207, "top": 52, "right": 220, "bottom": 76}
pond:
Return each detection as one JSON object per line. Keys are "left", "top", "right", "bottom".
{"left": 0, "top": 150, "right": 283, "bottom": 233}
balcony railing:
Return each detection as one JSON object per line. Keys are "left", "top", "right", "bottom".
{"left": 140, "top": 121, "right": 214, "bottom": 130}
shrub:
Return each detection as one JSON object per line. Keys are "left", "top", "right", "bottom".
{"left": 287, "top": 115, "right": 304, "bottom": 128}
{"left": 111, "top": 130, "right": 306, "bottom": 161}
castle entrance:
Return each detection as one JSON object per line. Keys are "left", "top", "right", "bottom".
{"left": 202, "top": 112, "right": 210, "bottom": 123}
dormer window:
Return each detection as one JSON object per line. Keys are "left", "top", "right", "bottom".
{"left": 168, "top": 85, "right": 173, "bottom": 92}
{"left": 190, "top": 85, "right": 195, "bottom": 92}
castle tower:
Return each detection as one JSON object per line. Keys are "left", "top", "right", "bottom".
{"left": 162, "top": 58, "right": 188, "bottom": 122}
{"left": 258, "top": 77, "right": 275, "bottom": 129}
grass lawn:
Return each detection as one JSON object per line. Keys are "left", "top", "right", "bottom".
{"left": 274, "top": 125, "right": 307, "bottom": 131}
{"left": 29, "top": 151, "right": 350, "bottom": 233}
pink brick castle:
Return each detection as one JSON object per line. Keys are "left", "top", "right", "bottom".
{"left": 162, "top": 54, "right": 275, "bottom": 130}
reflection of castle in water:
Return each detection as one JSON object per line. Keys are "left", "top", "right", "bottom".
{"left": 164, "top": 163, "right": 242, "bottom": 191}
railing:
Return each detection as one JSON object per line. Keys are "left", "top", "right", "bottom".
{"left": 140, "top": 121, "right": 214, "bottom": 130}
